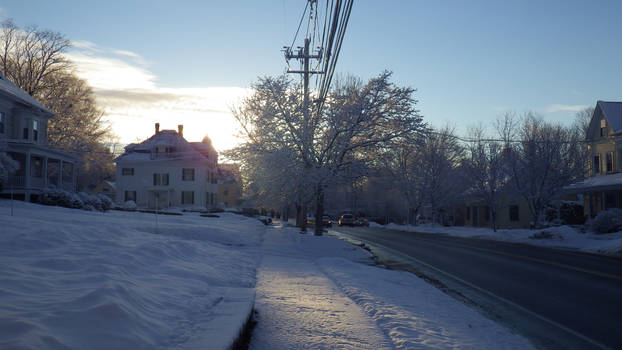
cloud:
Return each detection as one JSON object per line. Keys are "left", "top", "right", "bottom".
{"left": 66, "top": 42, "right": 251, "bottom": 151}
{"left": 546, "top": 104, "right": 589, "bottom": 113}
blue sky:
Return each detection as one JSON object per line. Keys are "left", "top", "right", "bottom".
{"left": 1, "top": 1, "right": 621, "bottom": 149}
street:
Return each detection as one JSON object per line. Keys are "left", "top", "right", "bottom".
{"left": 331, "top": 226, "right": 622, "bottom": 350}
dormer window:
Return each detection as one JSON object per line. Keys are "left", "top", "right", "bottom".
{"left": 600, "top": 119, "right": 606, "bottom": 137}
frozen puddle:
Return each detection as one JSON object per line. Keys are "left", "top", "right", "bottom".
{"left": 250, "top": 255, "right": 393, "bottom": 349}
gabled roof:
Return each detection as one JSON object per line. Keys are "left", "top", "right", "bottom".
{"left": 0, "top": 72, "right": 53, "bottom": 116}
{"left": 115, "top": 130, "right": 209, "bottom": 162}
{"left": 589, "top": 101, "right": 622, "bottom": 137}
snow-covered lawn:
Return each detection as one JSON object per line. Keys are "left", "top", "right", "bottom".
{"left": 0, "top": 200, "right": 264, "bottom": 349}
{"left": 385, "top": 223, "right": 622, "bottom": 255}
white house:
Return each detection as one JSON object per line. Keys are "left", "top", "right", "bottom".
{"left": 0, "top": 72, "right": 78, "bottom": 201}
{"left": 114, "top": 123, "right": 218, "bottom": 209}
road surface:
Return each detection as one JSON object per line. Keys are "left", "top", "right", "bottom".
{"left": 330, "top": 226, "right": 622, "bottom": 350}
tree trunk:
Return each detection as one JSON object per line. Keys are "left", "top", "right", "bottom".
{"left": 491, "top": 209, "right": 497, "bottom": 232}
{"left": 314, "top": 186, "right": 325, "bottom": 236}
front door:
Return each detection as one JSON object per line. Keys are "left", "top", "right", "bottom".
{"left": 148, "top": 190, "right": 169, "bottom": 209}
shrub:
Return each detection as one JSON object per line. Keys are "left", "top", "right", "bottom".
{"left": 98, "top": 194, "right": 113, "bottom": 211}
{"left": 78, "top": 192, "right": 103, "bottom": 211}
{"left": 123, "top": 200, "right": 137, "bottom": 210}
{"left": 588, "top": 208, "right": 622, "bottom": 234}
{"left": 40, "top": 188, "right": 84, "bottom": 209}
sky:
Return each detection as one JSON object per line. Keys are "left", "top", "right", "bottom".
{"left": 1, "top": 0, "right": 621, "bottom": 151}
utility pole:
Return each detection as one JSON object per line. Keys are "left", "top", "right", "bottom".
{"left": 284, "top": 18, "right": 324, "bottom": 233}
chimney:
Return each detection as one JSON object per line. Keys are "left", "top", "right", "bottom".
{"left": 178, "top": 124, "right": 184, "bottom": 137}
{"left": 155, "top": 122, "right": 160, "bottom": 134}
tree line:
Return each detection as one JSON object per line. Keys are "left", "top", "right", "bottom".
{"left": 229, "top": 73, "right": 591, "bottom": 232}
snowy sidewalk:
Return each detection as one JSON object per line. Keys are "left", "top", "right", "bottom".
{"left": 250, "top": 224, "right": 534, "bottom": 349}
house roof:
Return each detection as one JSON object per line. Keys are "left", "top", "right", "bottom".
{"left": 115, "top": 130, "right": 214, "bottom": 163}
{"left": 0, "top": 72, "right": 53, "bottom": 116}
{"left": 592, "top": 101, "right": 622, "bottom": 136}
{"left": 564, "top": 173, "right": 622, "bottom": 193}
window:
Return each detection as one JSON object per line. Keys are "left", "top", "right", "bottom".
{"left": 32, "top": 120, "right": 38, "bottom": 141}
{"left": 606, "top": 152, "right": 614, "bottom": 173}
{"left": 593, "top": 155, "right": 600, "bottom": 174}
{"left": 125, "top": 191, "right": 136, "bottom": 202}
{"left": 182, "top": 191, "right": 194, "bottom": 204}
{"left": 600, "top": 119, "right": 606, "bottom": 137}
{"left": 182, "top": 168, "right": 195, "bottom": 181}
{"left": 23, "top": 125, "right": 29, "bottom": 140}
{"left": 153, "top": 173, "right": 169, "bottom": 185}
{"left": 509, "top": 205, "right": 519, "bottom": 221}
{"left": 30, "top": 156, "right": 43, "bottom": 177}
{"left": 122, "top": 167, "right": 134, "bottom": 176}
{"left": 0, "top": 112, "right": 5, "bottom": 134}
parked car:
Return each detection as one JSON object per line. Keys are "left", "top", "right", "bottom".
{"left": 258, "top": 216, "right": 272, "bottom": 225}
{"left": 354, "top": 217, "right": 369, "bottom": 227}
{"left": 322, "top": 215, "right": 333, "bottom": 227}
{"left": 338, "top": 214, "right": 356, "bottom": 226}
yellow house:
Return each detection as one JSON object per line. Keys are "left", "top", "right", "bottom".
{"left": 461, "top": 196, "right": 533, "bottom": 229}
{"left": 217, "top": 163, "right": 243, "bottom": 208}
{"left": 566, "top": 101, "right": 622, "bottom": 218}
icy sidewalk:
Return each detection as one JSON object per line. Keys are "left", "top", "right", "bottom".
{"left": 250, "top": 225, "right": 534, "bottom": 350}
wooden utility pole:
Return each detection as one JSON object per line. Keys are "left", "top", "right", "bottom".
{"left": 285, "top": 34, "right": 323, "bottom": 234}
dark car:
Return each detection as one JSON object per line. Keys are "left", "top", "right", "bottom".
{"left": 354, "top": 217, "right": 369, "bottom": 227}
{"left": 322, "top": 215, "right": 333, "bottom": 227}
{"left": 338, "top": 214, "right": 355, "bottom": 226}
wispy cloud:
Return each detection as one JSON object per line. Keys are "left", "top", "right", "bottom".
{"left": 66, "top": 42, "right": 250, "bottom": 151}
{"left": 545, "top": 104, "right": 589, "bottom": 113}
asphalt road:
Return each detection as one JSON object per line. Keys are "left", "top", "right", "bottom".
{"left": 330, "top": 226, "right": 622, "bottom": 350}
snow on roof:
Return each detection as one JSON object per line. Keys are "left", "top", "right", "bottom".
{"left": 596, "top": 101, "right": 622, "bottom": 134}
{"left": 0, "top": 72, "right": 53, "bottom": 116}
{"left": 115, "top": 130, "right": 208, "bottom": 162}
{"left": 565, "top": 172, "right": 622, "bottom": 193}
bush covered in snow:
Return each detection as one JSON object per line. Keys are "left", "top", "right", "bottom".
{"left": 588, "top": 208, "right": 622, "bottom": 234}
{"left": 122, "top": 200, "right": 137, "bottom": 210}
{"left": 98, "top": 194, "right": 113, "bottom": 211}
{"left": 40, "top": 188, "right": 84, "bottom": 209}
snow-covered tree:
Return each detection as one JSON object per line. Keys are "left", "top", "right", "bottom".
{"left": 229, "top": 71, "right": 425, "bottom": 234}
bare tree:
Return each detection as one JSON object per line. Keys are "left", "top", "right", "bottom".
{"left": 501, "top": 113, "right": 585, "bottom": 227}
{"left": 462, "top": 125, "right": 506, "bottom": 231}
{"left": 0, "top": 19, "right": 71, "bottom": 97}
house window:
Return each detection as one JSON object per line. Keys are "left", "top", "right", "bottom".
{"left": 32, "top": 120, "right": 38, "bottom": 141}
{"left": 593, "top": 155, "right": 600, "bottom": 174}
{"left": 182, "top": 168, "right": 195, "bottom": 181}
{"left": 153, "top": 173, "right": 169, "bottom": 186}
{"left": 30, "top": 156, "right": 43, "bottom": 177}
{"left": 0, "top": 112, "right": 5, "bottom": 134}
{"left": 509, "top": 205, "right": 519, "bottom": 221}
{"left": 125, "top": 190, "right": 136, "bottom": 202}
{"left": 182, "top": 191, "right": 194, "bottom": 204}
{"left": 600, "top": 119, "right": 606, "bottom": 137}
{"left": 23, "top": 125, "right": 29, "bottom": 140}
{"left": 606, "top": 152, "right": 614, "bottom": 173}
{"left": 122, "top": 167, "right": 134, "bottom": 176}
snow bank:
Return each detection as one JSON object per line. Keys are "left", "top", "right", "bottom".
{"left": 0, "top": 200, "right": 264, "bottom": 349}
{"left": 385, "top": 223, "right": 622, "bottom": 255}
